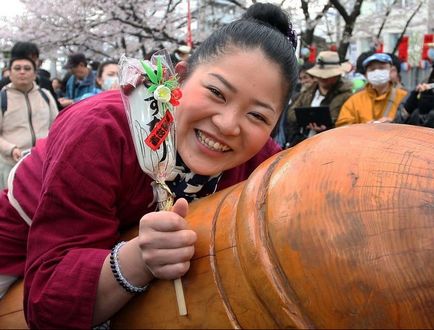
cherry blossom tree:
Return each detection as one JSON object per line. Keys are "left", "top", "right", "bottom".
{"left": 0, "top": 0, "right": 189, "bottom": 60}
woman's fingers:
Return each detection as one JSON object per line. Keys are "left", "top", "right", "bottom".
{"left": 138, "top": 198, "right": 196, "bottom": 280}
{"left": 171, "top": 198, "right": 188, "bottom": 218}
{"left": 139, "top": 228, "right": 197, "bottom": 249}
{"left": 150, "top": 262, "right": 192, "bottom": 280}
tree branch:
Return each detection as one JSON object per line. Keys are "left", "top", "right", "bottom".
{"left": 376, "top": 0, "right": 399, "bottom": 39}
{"left": 392, "top": 0, "right": 425, "bottom": 54}
{"left": 330, "top": 0, "right": 349, "bottom": 22}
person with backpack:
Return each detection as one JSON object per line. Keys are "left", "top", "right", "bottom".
{"left": 0, "top": 42, "right": 62, "bottom": 110}
{"left": 0, "top": 57, "right": 58, "bottom": 188}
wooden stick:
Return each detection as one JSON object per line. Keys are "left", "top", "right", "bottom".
{"left": 174, "top": 278, "right": 187, "bottom": 315}
{"left": 160, "top": 190, "right": 187, "bottom": 316}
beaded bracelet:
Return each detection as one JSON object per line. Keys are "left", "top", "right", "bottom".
{"left": 110, "top": 241, "right": 149, "bottom": 294}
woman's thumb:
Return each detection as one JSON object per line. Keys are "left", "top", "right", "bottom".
{"left": 171, "top": 198, "right": 189, "bottom": 218}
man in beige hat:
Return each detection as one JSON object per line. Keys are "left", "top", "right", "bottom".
{"left": 285, "top": 51, "right": 353, "bottom": 147}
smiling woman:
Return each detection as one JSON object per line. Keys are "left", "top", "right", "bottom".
{"left": 0, "top": 2, "right": 298, "bottom": 329}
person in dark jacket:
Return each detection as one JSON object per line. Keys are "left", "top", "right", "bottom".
{"left": 399, "top": 43, "right": 434, "bottom": 128}
{"left": 59, "top": 53, "right": 99, "bottom": 107}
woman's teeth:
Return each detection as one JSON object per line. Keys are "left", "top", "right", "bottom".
{"left": 197, "top": 130, "right": 231, "bottom": 152}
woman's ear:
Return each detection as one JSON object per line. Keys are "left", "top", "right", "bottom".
{"left": 175, "top": 61, "right": 188, "bottom": 84}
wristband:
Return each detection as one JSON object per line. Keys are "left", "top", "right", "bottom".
{"left": 110, "top": 241, "right": 149, "bottom": 294}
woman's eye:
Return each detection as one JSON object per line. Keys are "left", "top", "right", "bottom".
{"left": 208, "top": 87, "right": 225, "bottom": 100}
{"left": 249, "top": 112, "right": 268, "bottom": 124}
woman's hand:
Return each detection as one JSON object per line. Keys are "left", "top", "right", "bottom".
{"left": 58, "top": 97, "right": 74, "bottom": 107}
{"left": 415, "top": 83, "right": 434, "bottom": 93}
{"left": 11, "top": 147, "right": 22, "bottom": 162}
{"left": 138, "top": 198, "right": 196, "bottom": 280}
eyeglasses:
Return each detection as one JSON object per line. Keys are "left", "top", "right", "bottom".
{"left": 12, "top": 65, "right": 33, "bottom": 72}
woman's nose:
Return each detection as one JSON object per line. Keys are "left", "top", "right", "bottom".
{"left": 211, "top": 111, "right": 241, "bottom": 136}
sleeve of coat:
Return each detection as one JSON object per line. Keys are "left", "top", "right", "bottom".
{"left": 335, "top": 96, "right": 357, "bottom": 127}
{"left": 24, "top": 102, "right": 125, "bottom": 329}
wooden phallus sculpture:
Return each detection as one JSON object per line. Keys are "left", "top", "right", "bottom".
{"left": 0, "top": 124, "right": 433, "bottom": 329}
{"left": 113, "top": 124, "right": 434, "bottom": 329}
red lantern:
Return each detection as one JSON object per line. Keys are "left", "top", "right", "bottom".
{"left": 308, "top": 44, "right": 317, "bottom": 63}
{"left": 422, "top": 34, "right": 434, "bottom": 60}
{"left": 397, "top": 36, "right": 409, "bottom": 62}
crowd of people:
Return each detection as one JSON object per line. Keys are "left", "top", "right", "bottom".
{"left": 277, "top": 44, "right": 434, "bottom": 149}
{"left": 0, "top": 41, "right": 197, "bottom": 189}
{"left": 0, "top": 2, "right": 432, "bottom": 328}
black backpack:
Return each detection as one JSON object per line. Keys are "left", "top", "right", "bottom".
{"left": 1, "top": 88, "right": 50, "bottom": 115}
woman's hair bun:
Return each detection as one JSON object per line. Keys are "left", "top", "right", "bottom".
{"left": 242, "top": 3, "right": 289, "bottom": 37}
{"left": 242, "top": 3, "right": 297, "bottom": 50}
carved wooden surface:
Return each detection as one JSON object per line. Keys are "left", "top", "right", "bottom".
{"left": 1, "top": 124, "right": 433, "bottom": 329}
{"left": 113, "top": 124, "right": 434, "bottom": 329}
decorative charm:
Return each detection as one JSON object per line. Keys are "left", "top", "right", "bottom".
{"left": 119, "top": 50, "right": 188, "bottom": 316}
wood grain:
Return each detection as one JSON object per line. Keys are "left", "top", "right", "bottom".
{"left": 1, "top": 124, "right": 433, "bottom": 329}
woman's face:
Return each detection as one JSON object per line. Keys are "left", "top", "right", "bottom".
{"left": 10, "top": 59, "right": 36, "bottom": 91}
{"left": 175, "top": 48, "right": 286, "bottom": 176}
{"left": 97, "top": 63, "right": 119, "bottom": 90}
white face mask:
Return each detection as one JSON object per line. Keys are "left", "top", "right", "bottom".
{"left": 366, "top": 69, "right": 390, "bottom": 86}
{"left": 102, "top": 76, "right": 119, "bottom": 91}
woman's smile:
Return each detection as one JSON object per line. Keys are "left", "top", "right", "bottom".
{"left": 175, "top": 49, "right": 284, "bottom": 176}
{"left": 195, "top": 129, "right": 231, "bottom": 152}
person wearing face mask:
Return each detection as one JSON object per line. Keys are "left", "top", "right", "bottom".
{"left": 336, "top": 53, "right": 407, "bottom": 126}
{"left": 96, "top": 61, "right": 120, "bottom": 91}
{"left": 66, "top": 60, "right": 120, "bottom": 102}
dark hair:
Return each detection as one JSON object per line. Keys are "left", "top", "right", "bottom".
{"left": 9, "top": 57, "right": 37, "bottom": 71}
{"left": 96, "top": 60, "right": 118, "bottom": 79}
{"left": 90, "top": 60, "right": 101, "bottom": 72}
{"left": 300, "top": 62, "right": 315, "bottom": 74}
{"left": 11, "top": 41, "right": 40, "bottom": 59}
{"left": 388, "top": 53, "right": 401, "bottom": 74}
{"left": 38, "top": 68, "right": 51, "bottom": 80}
{"left": 187, "top": 3, "right": 298, "bottom": 107}
{"left": 65, "top": 53, "right": 87, "bottom": 69}
{"left": 356, "top": 51, "right": 374, "bottom": 74}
